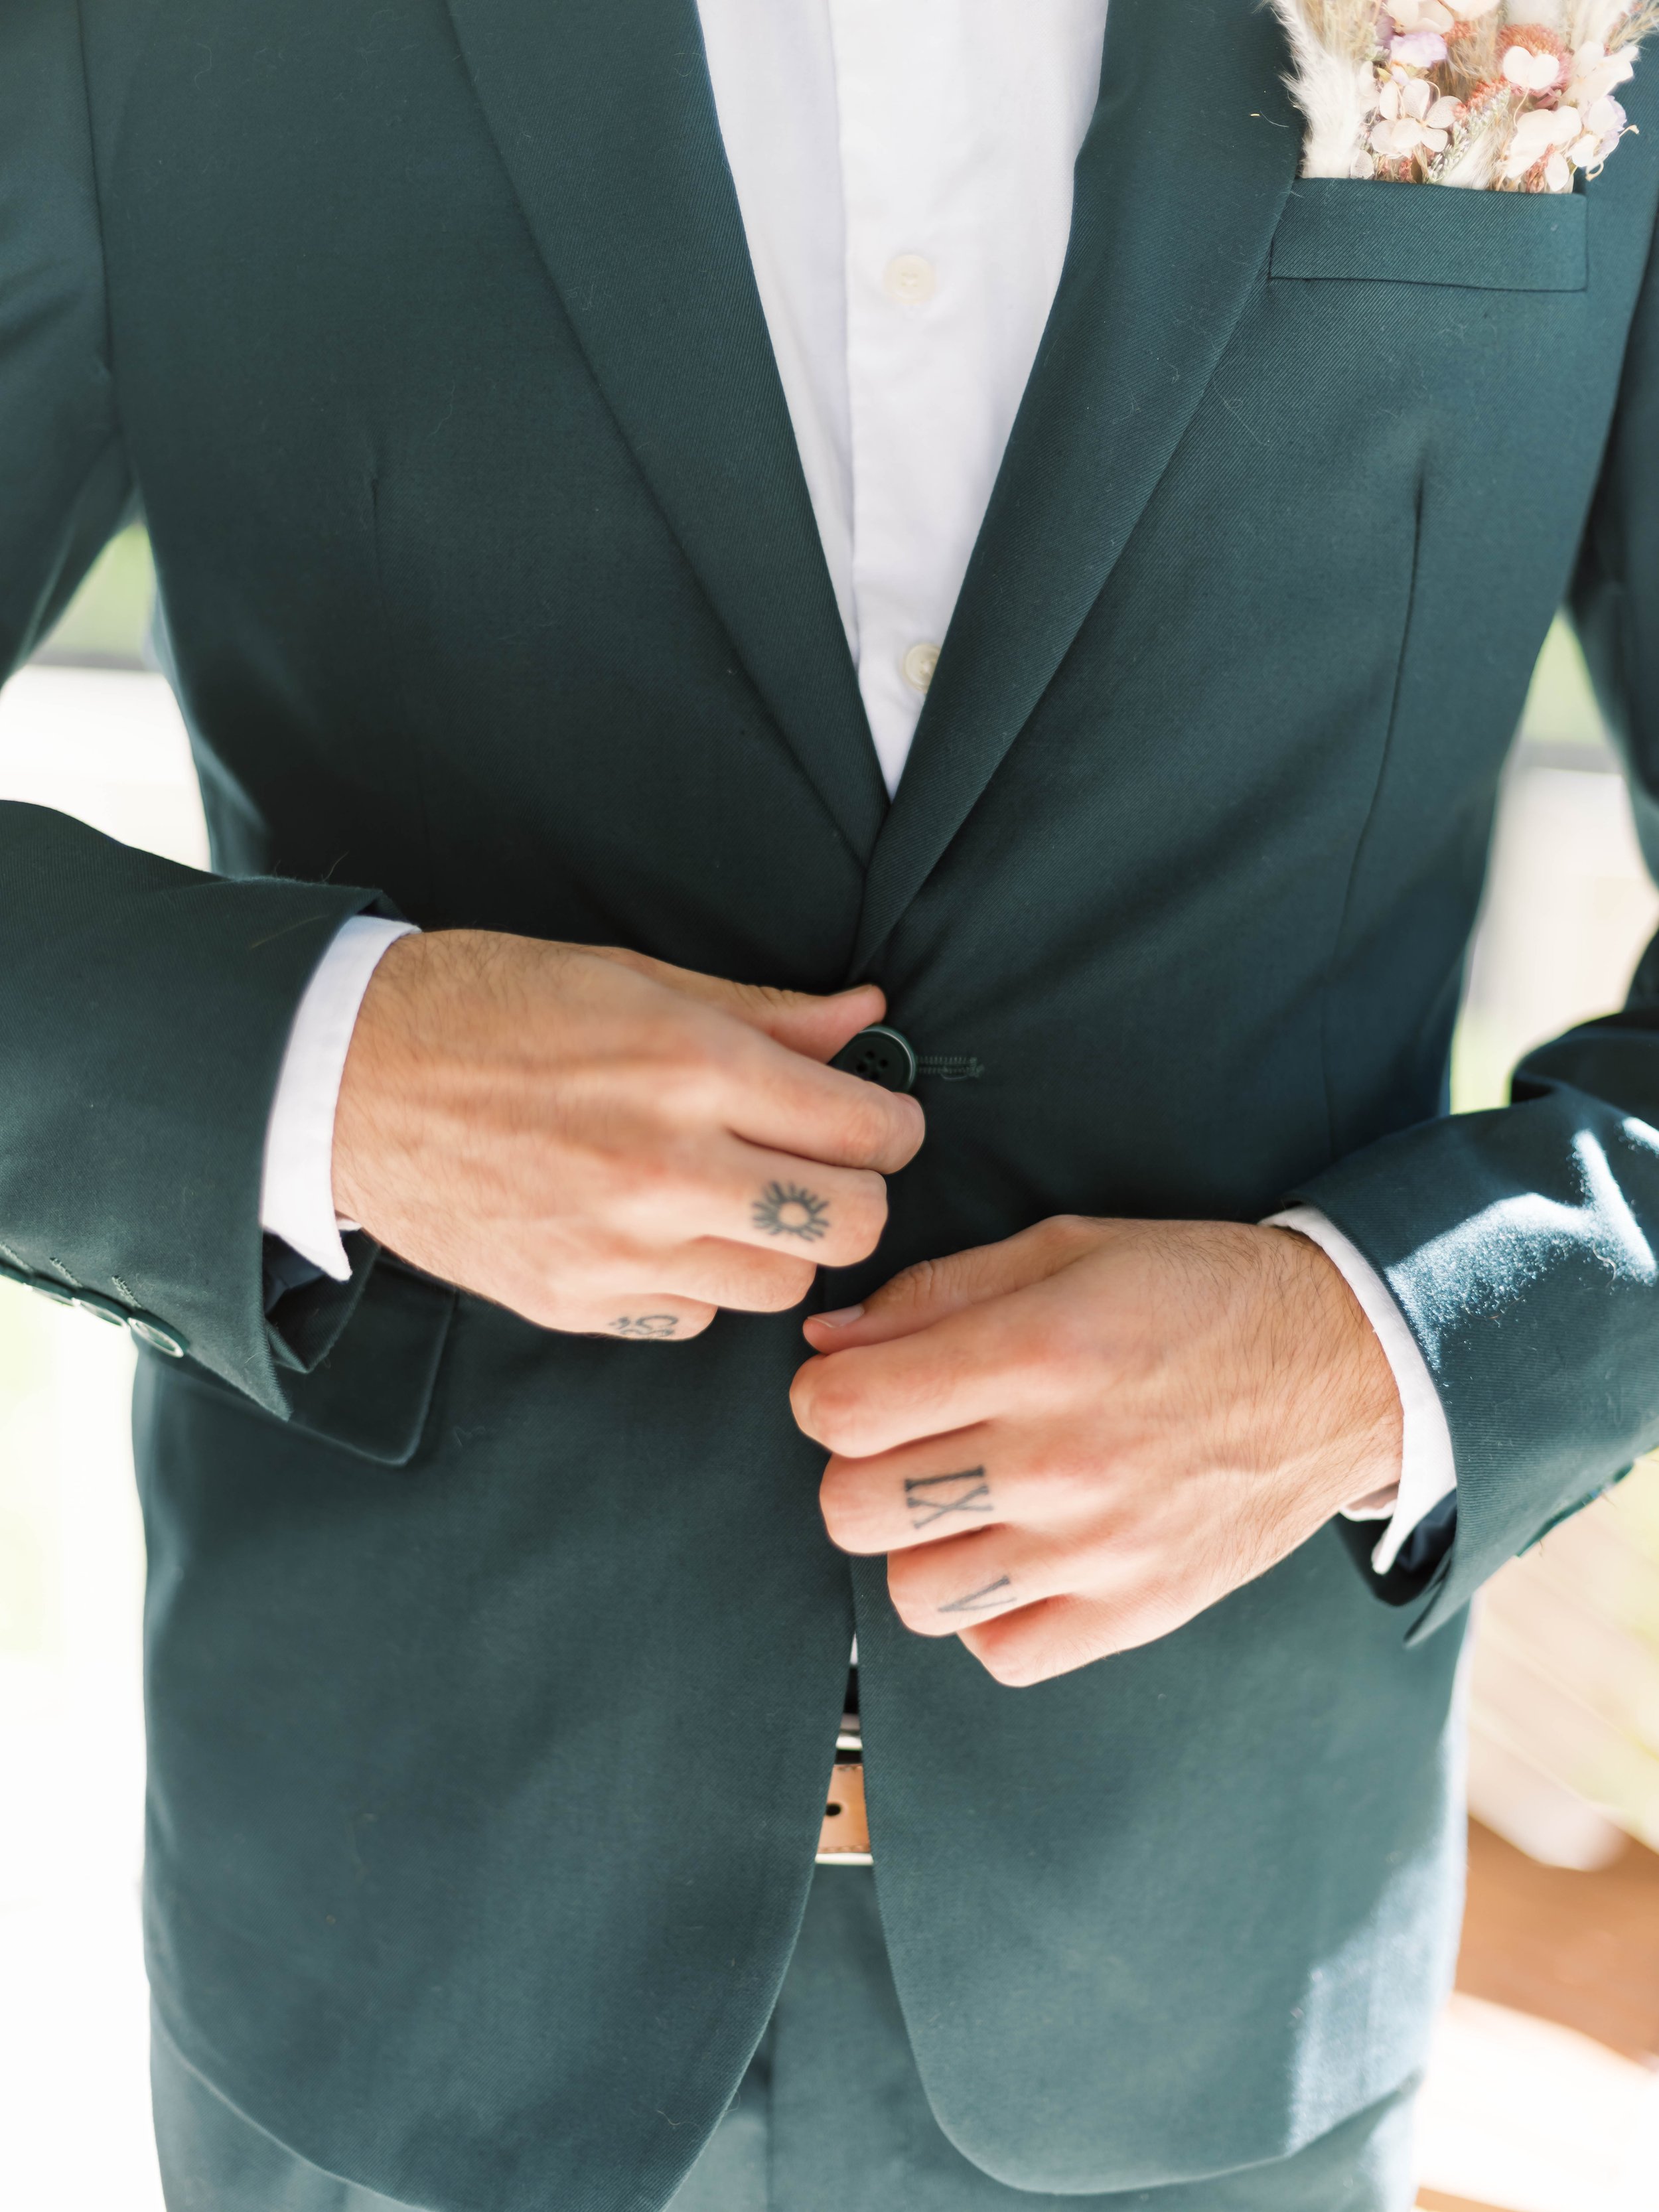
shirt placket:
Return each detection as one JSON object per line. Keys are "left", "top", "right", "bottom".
{"left": 830, "top": 0, "right": 983, "bottom": 796}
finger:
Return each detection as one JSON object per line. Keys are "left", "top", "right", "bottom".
{"left": 883, "top": 1530, "right": 1044, "bottom": 1640}
{"left": 642, "top": 1239, "right": 818, "bottom": 1315}
{"left": 958, "top": 1589, "right": 1198, "bottom": 1686}
{"left": 603, "top": 948, "right": 889, "bottom": 1065}
{"left": 702, "top": 979, "right": 889, "bottom": 1065}
{"left": 717, "top": 1037, "right": 926, "bottom": 1176}
{"left": 802, "top": 1217, "right": 1100, "bottom": 1351}
{"left": 613, "top": 1140, "right": 892, "bottom": 1268}
{"left": 792, "top": 1301, "right": 1041, "bottom": 1459}
{"left": 530, "top": 1297, "right": 719, "bottom": 1343}
{"left": 725, "top": 1149, "right": 891, "bottom": 1266}
{"left": 818, "top": 1430, "right": 1004, "bottom": 1556}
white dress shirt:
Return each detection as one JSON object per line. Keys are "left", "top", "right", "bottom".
{"left": 261, "top": 0, "right": 1454, "bottom": 1575}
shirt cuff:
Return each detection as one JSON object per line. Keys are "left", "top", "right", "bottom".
{"left": 259, "top": 917, "right": 419, "bottom": 1282}
{"left": 1263, "top": 1205, "right": 1457, "bottom": 1578}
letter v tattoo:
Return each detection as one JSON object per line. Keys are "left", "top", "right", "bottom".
{"left": 937, "top": 1576, "right": 1014, "bottom": 1615}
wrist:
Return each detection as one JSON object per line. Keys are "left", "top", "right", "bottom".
{"left": 1268, "top": 1224, "right": 1405, "bottom": 1515}
{"left": 330, "top": 928, "right": 434, "bottom": 1228}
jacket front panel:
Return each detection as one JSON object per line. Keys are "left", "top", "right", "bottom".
{"left": 16, "top": 0, "right": 1654, "bottom": 2201}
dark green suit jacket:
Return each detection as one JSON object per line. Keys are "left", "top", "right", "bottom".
{"left": 7, "top": 0, "right": 1659, "bottom": 2204}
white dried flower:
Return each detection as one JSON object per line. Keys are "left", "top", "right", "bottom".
{"left": 1374, "top": 74, "right": 1457, "bottom": 154}
{"left": 1270, "top": 1, "right": 1658, "bottom": 189}
{"left": 1500, "top": 98, "right": 1585, "bottom": 177}
{"left": 1503, "top": 42, "right": 1569, "bottom": 88}
{"left": 1567, "top": 39, "right": 1638, "bottom": 101}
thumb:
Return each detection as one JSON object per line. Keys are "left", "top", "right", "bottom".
{"left": 802, "top": 1218, "right": 1099, "bottom": 1353}
{"left": 574, "top": 946, "right": 888, "bottom": 1062}
{"left": 649, "top": 964, "right": 888, "bottom": 1065}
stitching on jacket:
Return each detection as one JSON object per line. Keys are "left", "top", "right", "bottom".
{"left": 72, "top": 0, "right": 140, "bottom": 492}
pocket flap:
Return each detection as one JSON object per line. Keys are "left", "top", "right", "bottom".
{"left": 173, "top": 1251, "right": 457, "bottom": 1467}
{"left": 279, "top": 1254, "right": 456, "bottom": 1465}
{"left": 1269, "top": 179, "right": 1587, "bottom": 291}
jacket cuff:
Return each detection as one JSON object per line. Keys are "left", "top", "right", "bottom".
{"left": 0, "top": 802, "right": 387, "bottom": 1415}
{"left": 1285, "top": 1088, "right": 1654, "bottom": 1641}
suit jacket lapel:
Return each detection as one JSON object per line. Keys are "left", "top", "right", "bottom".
{"left": 851, "top": 0, "right": 1303, "bottom": 972}
{"left": 444, "top": 0, "right": 888, "bottom": 864}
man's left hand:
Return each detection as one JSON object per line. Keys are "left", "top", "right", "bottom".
{"left": 792, "top": 1217, "right": 1403, "bottom": 1686}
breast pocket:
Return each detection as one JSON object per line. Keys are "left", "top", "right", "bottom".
{"left": 1268, "top": 177, "right": 1587, "bottom": 292}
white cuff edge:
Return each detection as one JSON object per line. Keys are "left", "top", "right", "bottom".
{"left": 259, "top": 917, "right": 419, "bottom": 1282}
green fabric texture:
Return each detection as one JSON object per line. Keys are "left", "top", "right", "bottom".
{"left": 152, "top": 1871, "right": 1418, "bottom": 2212}
{"left": 3, "top": 0, "right": 1659, "bottom": 2205}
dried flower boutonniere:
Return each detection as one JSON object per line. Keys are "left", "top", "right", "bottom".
{"left": 1267, "top": 1, "right": 1659, "bottom": 190}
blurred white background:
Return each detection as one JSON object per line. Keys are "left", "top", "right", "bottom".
{"left": 3, "top": 549, "right": 1659, "bottom": 2211}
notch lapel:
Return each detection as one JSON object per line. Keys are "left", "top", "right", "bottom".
{"left": 444, "top": 0, "right": 888, "bottom": 863}
{"left": 851, "top": 0, "right": 1303, "bottom": 972}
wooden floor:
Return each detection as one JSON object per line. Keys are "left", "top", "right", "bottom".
{"left": 1413, "top": 1820, "right": 1659, "bottom": 2212}
{"left": 1456, "top": 1818, "right": 1659, "bottom": 2063}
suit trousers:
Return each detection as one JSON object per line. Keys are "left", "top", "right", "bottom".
{"left": 152, "top": 1868, "right": 1417, "bottom": 2211}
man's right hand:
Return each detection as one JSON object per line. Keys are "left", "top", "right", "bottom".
{"left": 331, "top": 931, "right": 924, "bottom": 1341}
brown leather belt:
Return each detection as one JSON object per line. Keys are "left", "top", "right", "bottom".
{"left": 816, "top": 1711, "right": 871, "bottom": 1864}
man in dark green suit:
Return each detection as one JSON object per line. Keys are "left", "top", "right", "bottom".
{"left": 7, "top": 0, "right": 1659, "bottom": 2205}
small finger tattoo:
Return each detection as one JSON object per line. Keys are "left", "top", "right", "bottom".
{"left": 752, "top": 1181, "right": 831, "bottom": 1242}
{"left": 938, "top": 1575, "right": 1015, "bottom": 1615}
{"left": 609, "top": 1314, "right": 682, "bottom": 1340}
{"left": 905, "top": 1469, "right": 993, "bottom": 1528}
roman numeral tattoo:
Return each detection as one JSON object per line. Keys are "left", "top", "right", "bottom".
{"left": 904, "top": 1469, "right": 993, "bottom": 1528}
{"left": 937, "top": 1576, "right": 1015, "bottom": 1615}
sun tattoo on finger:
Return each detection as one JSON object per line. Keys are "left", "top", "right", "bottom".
{"left": 752, "top": 1182, "right": 831, "bottom": 1242}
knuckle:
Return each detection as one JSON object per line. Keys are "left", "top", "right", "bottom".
{"left": 789, "top": 1363, "right": 827, "bottom": 1434}
{"left": 818, "top": 1472, "right": 877, "bottom": 1552}
{"left": 841, "top": 1087, "right": 906, "bottom": 1163}
{"left": 794, "top": 1368, "right": 866, "bottom": 1451}
{"left": 658, "top": 1042, "right": 727, "bottom": 1121}
{"left": 976, "top": 1642, "right": 1045, "bottom": 1688}
{"left": 887, "top": 1256, "right": 942, "bottom": 1309}
{"left": 742, "top": 1258, "right": 816, "bottom": 1312}
{"left": 1035, "top": 1214, "right": 1100, "bottom": 1259}
{"left": 831, "top": 1173, "right": 889, "bottom": 1256}
{"left": 885, "top": 1560, "right": 939, "bottom": 1632}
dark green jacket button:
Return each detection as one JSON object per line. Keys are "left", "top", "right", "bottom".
{"left": 128, "top": 1315, "right": 187, "bottom": 1358}
{"left": 831, "top": 1025, "right": 918, "bottom": 1094}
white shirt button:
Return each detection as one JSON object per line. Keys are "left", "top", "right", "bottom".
{"left": 883, "top": 254, "right": 938, "bottom": 305}
{"left": 901, "top": 642, "right": 940, "bottom": 694}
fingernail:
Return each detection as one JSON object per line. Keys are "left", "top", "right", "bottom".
{"left": 815, "top": 1304, "right": 865, "bottom": 1327}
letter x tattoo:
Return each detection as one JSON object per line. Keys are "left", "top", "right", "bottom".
{"left": 904, "top": 1469, "right": 993, "bottom": 1528}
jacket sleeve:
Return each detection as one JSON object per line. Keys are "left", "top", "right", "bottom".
{"left": 0, "top": 0, "right": 378, "bottom": 1413}
{"left": 1291, "top": 198, "right": 1659, "bottom": 1641}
